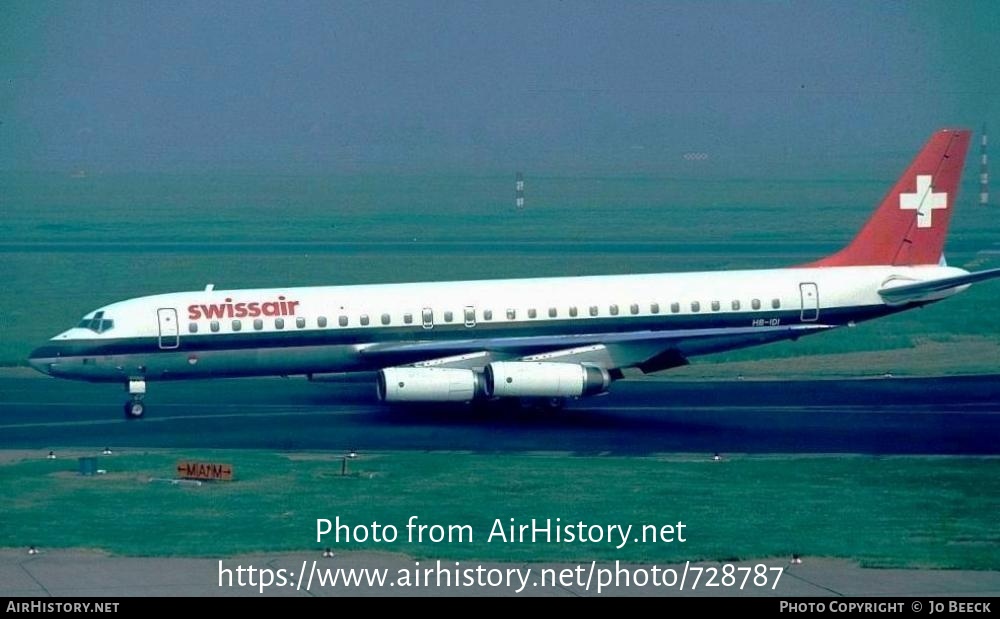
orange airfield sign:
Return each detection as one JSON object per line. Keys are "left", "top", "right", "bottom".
{"left": 176, "top": 461, "right": 233, "bottom": 481}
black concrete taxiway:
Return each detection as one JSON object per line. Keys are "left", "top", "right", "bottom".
{"left": 2, "top": 370, "right": 998, "bottom": 454}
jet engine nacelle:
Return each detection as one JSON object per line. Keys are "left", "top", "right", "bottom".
{"left": 377, "top": 367, "right": 486, "bottom": 402}
{"left": 484, "top": 362, "right": 611, "bottom": 398}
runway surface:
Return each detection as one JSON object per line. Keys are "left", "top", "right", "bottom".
{"left": 2, "top": 371, "right": 999, "bottom": 454}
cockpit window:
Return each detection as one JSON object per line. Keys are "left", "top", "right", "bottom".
{"left": 77, "top": 310, "right": 114, "bottom": 333}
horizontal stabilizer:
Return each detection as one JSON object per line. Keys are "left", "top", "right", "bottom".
{"left": 878, "top": 267, "right": 1000, "bottom": 304}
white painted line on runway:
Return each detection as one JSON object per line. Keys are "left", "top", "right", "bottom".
{"left": 0, "top": 407, "right": 380, "bottom": 430}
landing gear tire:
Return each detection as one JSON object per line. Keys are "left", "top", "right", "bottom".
{"left": 124, "top": 400, "right": 145, "bottom": 420}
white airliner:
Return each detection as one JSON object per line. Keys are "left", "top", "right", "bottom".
{"left": 29, "top": 129, "right": 1000, "bottom": 418}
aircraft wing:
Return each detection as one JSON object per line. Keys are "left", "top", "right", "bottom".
{"left": 358, "top": 324, "right": 834, "bottom": 373}
{"left": 878, "top": 267, "right": 1000, "bottom": 305}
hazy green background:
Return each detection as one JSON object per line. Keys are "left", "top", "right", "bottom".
{"left": 3, "top": 3, "right": 998, "bottom": 174}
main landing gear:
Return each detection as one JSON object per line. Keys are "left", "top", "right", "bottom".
{"left": 124, "top": 378, "right": 147, "bottom": 420}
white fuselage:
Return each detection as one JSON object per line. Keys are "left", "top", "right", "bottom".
{"left": 29, "top": 264, "right": 964, "bottom": 386}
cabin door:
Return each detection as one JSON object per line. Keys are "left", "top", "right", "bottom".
{"left": 157, "top": 308, "right": 180, "bottom": 349}
{"left": 799, "top": 283, "right": 819, "bottom": 322}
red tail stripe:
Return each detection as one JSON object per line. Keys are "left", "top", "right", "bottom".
{"left": 809, "top": 129, "right": 971, "bottom": 267}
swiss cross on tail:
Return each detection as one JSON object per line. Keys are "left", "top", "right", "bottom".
{"left": 899, "top": 175, "right": 947, "bottom": 228}
{"left": 808, "top": 129, "right": 971, "bottom": 267}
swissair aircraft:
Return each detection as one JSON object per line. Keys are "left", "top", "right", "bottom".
{"left": 28, "top": 129, "right": 1000, "bottom": 419}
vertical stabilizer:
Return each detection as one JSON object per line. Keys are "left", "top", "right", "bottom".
{"left": 811, "top": 129, "right": 970, "bottom": 267}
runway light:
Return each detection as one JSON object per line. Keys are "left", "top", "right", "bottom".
{"left": 791, "top": 554, "right": 803, "bottom": 565}
{"left": 323, "top": 548, "right": 335, "bottom": 558}
{"left": 27, "top": 546, "right": 38, "bottom": 555}
{"left": 46, "top": 451, "right": 56, "bottom": 460}
{"left": 712, "top": 453, "right": 722, "bottom": 462}
{"left": 102, "top": 447, "right": 113, "bottom": 455}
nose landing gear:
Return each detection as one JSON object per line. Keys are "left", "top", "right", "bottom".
{"left": 124, "top": 378, "right": 147, "bottom": 420}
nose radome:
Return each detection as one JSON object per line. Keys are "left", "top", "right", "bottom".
{"left": 28, "top": 347, "right": 57, "bottom": 375}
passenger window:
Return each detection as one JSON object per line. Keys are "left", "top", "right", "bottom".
{"left": 360, "top": 315, "right": 370, "bottom": 326}
{"left": 232, "top": 320, "right": 242, "bottom": 331}
{"left": 381, "top": 313, "right": 391, "bottom": 325}
{"left": 528, "top": 308, "right": 537, "bottom": 319}
{"left": 548, "top": 307, "right": 557, "bottom": 318}
{"left": 732, "top": 300, "right": 741, "bottom": 311}
{"left": 711, "top": 301, "right": 720, "bottom": 312}
{"left": 253, "top": 318, "right": 263, "bottom": 330}
{"left": 630, "top": 303, "right": 639, "bottom": 315}
{"left": 317, "top": 316, "right": 327, "bottom": 328}
{"left": 589, "top": 306, "right": 599, "bottom": 316}
{"left": 506, "top": 309, "right": 516, "bottom": 320}
{"left": 296, "top": 317, "right": 306, "bottom": 328}
{"left": 403, "top": 313, "right": 413, "bottom": 324}
{"left": 444, "top": 311, "right": 453, "bottom": 323}
{"left": 339, "top": 315, "right": 349, "bottom": 327}
{"left": 210, "top": 320, "right": 220, "bottom": 333}
{"left": 650, "top": 303, "right": 660, "bottom": 314}
{"left": 569, "top": 306, "right": 578, "bottom": 317}
{"left": 483, "top": 310, "right": 493, "bottom": 321}
{"left": 752, "top": 299, "right": 761, "bottom": 310}
{"left": 464, "top": 307, "right": 476, "bottom": 325}
{"left": 422, "top": 308, "right": 433, "bottom": 327}
{"left": 670, "top": 302, "right": 680, "bottom": 314}
{"left": 188, "top": 323, "right": 198, "bottom": 334}
{"left": 691, "top": 301, "right": 701, "bottom": 312}
{"left": 275, "top": 318, "right": 285, "bottom": 329}
{"left": 609, "top": 304, "right": 619, "bottom": 316}
{"left": 772, "top": 298, "right": 781, "bottom": 309}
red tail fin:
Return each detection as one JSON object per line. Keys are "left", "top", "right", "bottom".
{"left": 810, "top": 129, "right": 971, "bottom": 267}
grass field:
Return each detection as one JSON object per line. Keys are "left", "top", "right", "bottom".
{"left": 2, "top": 449, "right": 998, "bottom": 569}
{"left": 2, "top": 171, "right": 998, "bottom": 374}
